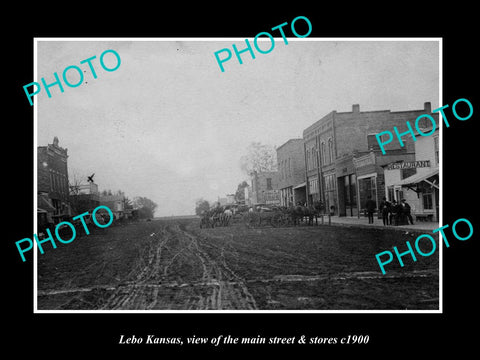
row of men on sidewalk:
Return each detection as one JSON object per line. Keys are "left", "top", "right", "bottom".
{"left": 365, "top": 196, "right": 414, "bottom": 226}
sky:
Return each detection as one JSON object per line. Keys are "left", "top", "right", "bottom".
{"left": 36, "top": 39, "right": 440, "bottom": 216}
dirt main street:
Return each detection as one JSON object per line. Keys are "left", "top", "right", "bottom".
{"left": 37, "top": 218, "right": 439, "bottom": 310}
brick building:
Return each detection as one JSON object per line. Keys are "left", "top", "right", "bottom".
{"left": 37, "top": 136, "right": 71, "bottom": 225}
{"left": 302, "top": 102, "right": 436, "bottom": 216}
{"left": 276, "top": 139, "right": 306, "bottom": 206}
{"left": 249, "top": 171, "right": 280, "bottom": 205}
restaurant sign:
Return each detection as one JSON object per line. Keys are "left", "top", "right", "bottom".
{"left": 386, "top": 160, "right": 430, "bottom": 170}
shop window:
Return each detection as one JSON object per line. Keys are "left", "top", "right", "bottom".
{"left": 395, "top": 189, "right": 404, "bottom": 202}
{"left": 358, "top": 176, "right": 376, "bottom": 209}
{"left": 423, "top": 187, "right": 433, "bottom": 210}
{"left": 387, "top": 186, "right": 395, "bottom": 202}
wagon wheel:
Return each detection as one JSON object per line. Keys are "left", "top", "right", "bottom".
{"left": 271, "top": 213, "right": 286, "bottom": 227}
{"left": 283, "top": 214, "right": 294, "bottom": 227}
{"left": 243, "top": 213, "right": 252, "bottom": 228}
{"left": 243, "top": 213, "right": 260, "bottom": 228}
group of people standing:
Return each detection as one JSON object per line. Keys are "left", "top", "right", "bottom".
{"left": 365, "top": 196, "right": 414, "bottom": 226}
{"left": 380, "top": 197, "right": 414, "bottom": 226}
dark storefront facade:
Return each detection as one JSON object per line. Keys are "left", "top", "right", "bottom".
{"left": 336, "top": 155, "right": 357, "bottom": 217}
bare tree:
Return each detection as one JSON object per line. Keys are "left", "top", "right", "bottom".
{"left": 240, "top": 142, "right": 278, "bottom": 175}
{"left": 69, "top": 169, "right": 87, "bottom": 214}
{"left": 69, "top": 169, "right": 87, "bottom": 196}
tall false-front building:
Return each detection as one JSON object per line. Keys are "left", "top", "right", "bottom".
{"left": 37, "top": 136, "right": 71, "bottom": 225}
{"left": 276, "top": 139, "right": 306, "bottom": 206}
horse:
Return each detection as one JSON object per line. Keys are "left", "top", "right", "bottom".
{"left": 220, "top": 208, "right": 233, "bottom": 226}
{"left": 200, "top": 208, "right": 220, "bottom": 228}
{"left": 306, "top": 200, "right": 324, "bottom": 225}
{"left": 287, "top": 202, "right": 323, "bottom": 226}
{"left": 284, "top": 205, "right": 302, "bottom": 226}
{"left": 210, "top": 206, "right": 224, "bottom": 227}
{"left": 199, "top": 210, "right": 212, "bottom": 228}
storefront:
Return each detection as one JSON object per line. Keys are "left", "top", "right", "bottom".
{"left": 323, "top": 172, "right": 337, "bottom": 215}
{"left": 351, "top": 150, "right": 416, "bottom": 218}
{"left": 339, "top": 173, "right": 358, "bottom": 216}
{"left": 336, "top": 155, "right": 358, "bottom": 217}
{"left": 384, "top": 161, "right": 439, "bottom": 222}
{"left": 307, "top": 175, "right": 320, "bottom": 205}
{"left": 357, "top": 174, "right": 378, "bottom": 211}
{"left": 353, "top": 152, "right": 380, "bottom": 217}
{"left": 279, "top": 186, "right": 293, "bottom": 207}
{"left": 292, "top": 182, "right": 307, "bottom": 206}
{"left": 398, "top": 168, "right": 439, "bottom": 221}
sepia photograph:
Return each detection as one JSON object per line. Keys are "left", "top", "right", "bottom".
{"left": 34, "top": 38, "right": 441, "bottom": 312}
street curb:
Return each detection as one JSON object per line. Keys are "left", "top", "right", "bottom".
{"left": 321, "top": 220, "right": 438, "bottom": 234}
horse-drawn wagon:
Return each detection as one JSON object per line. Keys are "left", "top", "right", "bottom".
{"left": 199, "top": 205, "right": 235, "bottom": 228}
{"left": 200, "top": 202, "right": 327, "bottom": 229}
{"left": 242, "top": 203, "right": 324, "bottom": 228}
{"left": 242, "top": 205, "right": 287, "bottom": 228}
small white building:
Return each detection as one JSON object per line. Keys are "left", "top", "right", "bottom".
{"left": 99, "top": 194, "right": 125, "bottom": 219}
{"left": 383, "top": 127, "right": 439, "bottom": 222}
